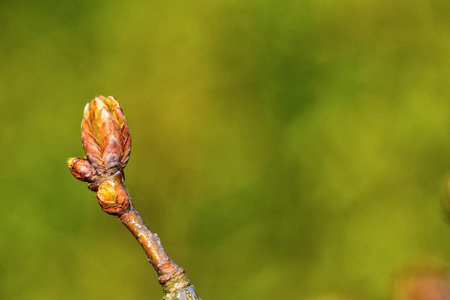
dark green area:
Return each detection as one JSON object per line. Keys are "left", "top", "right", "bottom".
{"left": 1, "top": 1, "right": 450, "bottom": 299}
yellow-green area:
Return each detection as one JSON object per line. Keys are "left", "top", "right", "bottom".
{"left": 1, "top": 1, "right": 450, "bottom": 299}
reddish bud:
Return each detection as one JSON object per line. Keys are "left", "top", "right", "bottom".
{"left": 67, "top": 157, "right": 98, "bottom": 182}
{"left": 81, "top": 96, "right": 131, "bottom": 176}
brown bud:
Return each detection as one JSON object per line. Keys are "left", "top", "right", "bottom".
{"left": 81, "top": 96, "right": 131, "bottom": 176}
{"left": 67, "top": 157, "right": 98, "bottom": 182}
{"left": 96, "top": 180, "right": 130, "bottom": 215}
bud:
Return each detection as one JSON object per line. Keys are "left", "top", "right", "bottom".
{"left": 81, "top": 96, "right": 131, "bottom": 176}
{"left": 96, "top": 180, "right": 130, "bottom": 215}
{"left": 67, "top": 157, "right": 98, "bottom": 182}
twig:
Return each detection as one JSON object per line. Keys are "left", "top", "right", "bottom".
{"left": 67, "top": 96, "right": 200, "bottom": 300}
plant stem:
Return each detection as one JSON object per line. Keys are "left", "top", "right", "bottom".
{"left": 110, "top": 170, "right": 200, "bottom": 299}
{"left": 119, "top": 203, "right": 189, "bottom": 289}
{"left": 119, "top": 200, "right": 200, "bottom": 299}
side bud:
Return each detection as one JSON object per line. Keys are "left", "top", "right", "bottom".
{"left": 67, "top": 157, "right": 98, "bottom": 182}
{"left": 96, "top": 180, "right": 130, "bottom": 216}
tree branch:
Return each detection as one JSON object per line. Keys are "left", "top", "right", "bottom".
{"left": 67, "top": 96, "right": 200, "bottom": 299}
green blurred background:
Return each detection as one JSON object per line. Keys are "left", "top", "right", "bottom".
{"left": 2, "top": 0, "right": 450, "bottom": 299}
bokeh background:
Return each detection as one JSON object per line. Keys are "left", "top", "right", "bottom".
{"left": 2, "top": 0, "right": 450, "bottom": 299}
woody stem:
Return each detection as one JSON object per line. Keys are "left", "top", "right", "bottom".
{"left": 118, "top": 201, "right": 191, "bottom": 293}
